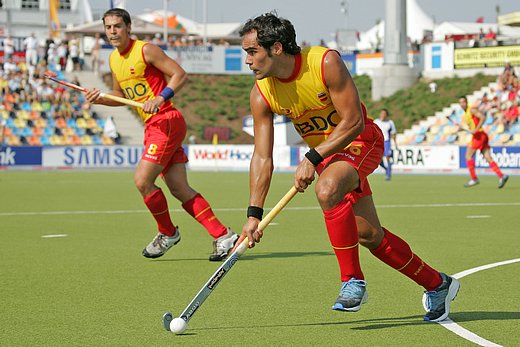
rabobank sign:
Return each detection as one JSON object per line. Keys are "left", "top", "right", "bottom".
{"left": 0, "top": 146, "right": 42, "bottom": 166}
{"left": 461, "top": 146, "right": 520, "bottom": 169}
{"left": 42, "top": 146, "right": 143, "bottom": 168}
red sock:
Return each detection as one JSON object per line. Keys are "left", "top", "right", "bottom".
{"left": 182, "top": 193, "right": 227, "bottom": 238}
{"left": 143, "top": 189, "right": 176, "bottom": 236}
{"left": 489, "top": 161, "right": 503, "bottom": 178}
{"left": 467, "top": 159, "right": 477, "bottom": 180}
{"left": 370, "top": 228, "right": 442, "bottom": 291}
{"left": 323, "top": 197, "right": 363, "bottom": 282}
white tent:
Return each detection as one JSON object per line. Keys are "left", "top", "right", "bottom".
{"left": 136, "top": 10, "right": 241, "bottom": 42}
{"left": 355, "top": 0, "right": 434, "bottom": 51}
{"left": 137, "top": 10, "right": 198, "bottom": 33}
{"left": 433, "top": 22, "right": 496, "bottom": 41}
{"left": 65, "top": 16, "right": 184, "bottom": 36}
{"left": 433, "top": 21, "right": 520, "bottom": 43}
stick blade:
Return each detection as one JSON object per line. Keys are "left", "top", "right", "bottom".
{"left": 162, "top": 312, "right": 173, "bottom": 331}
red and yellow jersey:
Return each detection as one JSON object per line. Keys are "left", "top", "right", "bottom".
{"left": 109, "top": 40, "right": 173, "bottom": 122}
{"left": 256, "top": 46, "right": 368, "bottom": 148}
{"left": 462, "top": 106, "right": 483, "bottom": 132}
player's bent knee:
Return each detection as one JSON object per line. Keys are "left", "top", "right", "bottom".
{"left": 357, "top": 224, "right": 383, "bottom": 249}
{"left": 315, "top": 181, "right": 346, "bottom": 209}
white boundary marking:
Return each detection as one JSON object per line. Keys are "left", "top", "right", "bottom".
{"left": 1, "top": 201, "right": 519, "bottom": 217}
{"left": 4, "top": 202, "right": 518, "bottom": 344}
{"left": 441, "top": 258, "right": 520, "bottom": 347}
{"left": 41, "top": 234, "right": 68, "bottom": 238}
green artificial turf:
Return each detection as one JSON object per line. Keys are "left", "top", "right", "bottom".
{"left": 0, "top": 171, "right": 518, "bottom": 346}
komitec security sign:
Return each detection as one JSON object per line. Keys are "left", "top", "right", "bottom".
{"left": 454, "top": 45, "right": 520, "bottom": 69}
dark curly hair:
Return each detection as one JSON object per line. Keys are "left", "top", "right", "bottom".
{"left": 102, "top": 8, "right": 131, "bottom": 26}
{"left": 239, "top": 12, "right": 301, "bottom": 55}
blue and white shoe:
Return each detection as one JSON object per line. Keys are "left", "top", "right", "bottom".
{"left": 422, "top": 272, "right": 460, "bottom": 322}
{"left": 332, "top": 278, "right": 368, "bottom": 312}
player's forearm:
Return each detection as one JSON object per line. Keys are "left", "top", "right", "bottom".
{"left": 168, "top": 69, "right": 188, "bottom": 94}
{"left": 315, "top": 117, "right": 364, "bottom": 158}
{"left": 248, "top": 155, "right": 273, "bottom": 208}
{"left": 98, "top": 95, "right": 126, "bottom": 107}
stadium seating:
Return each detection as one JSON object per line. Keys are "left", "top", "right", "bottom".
{"left": 398, "top": 82, "right": 520, "bottom": 146}
{"left": 1, "top": 65, "right": 115, "bottom": 147}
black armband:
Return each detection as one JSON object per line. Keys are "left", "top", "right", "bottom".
{"left": 247, "top": 206, "right": 264, "bottom": 220}
{"left": 305, "top": 148, "right": 324, "bottom": 166}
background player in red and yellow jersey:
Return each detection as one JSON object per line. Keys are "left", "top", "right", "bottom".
{"left": 236, "top": 12, "right": 459, "bottom": 322}
{"left": 458, "top": 96, "right": 509, "bottom": 188}
{"left": 85, "top": 8, "right": 238, "bottom": 261}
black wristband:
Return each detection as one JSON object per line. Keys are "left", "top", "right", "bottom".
{"left": 305, "top": 148, "right": 324, "bottom": 166}
{"left": 247, "top": 206, "right": 264, "bottom": 220}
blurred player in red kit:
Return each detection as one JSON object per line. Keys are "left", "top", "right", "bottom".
{"left": 85, "top": 8, "right": 238, "bottom": 261}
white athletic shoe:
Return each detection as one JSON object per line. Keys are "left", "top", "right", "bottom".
{"left": 464, "top": 179, "right": 479, "bottom": 188}
{"left": 498, "top": 175, "right": 509, "bottom": 189}
{"left": 142, "top": 228, "right": 181, "bottom": 259}
{"left": 209, "top": 228, "right": 239, "bottom": 261}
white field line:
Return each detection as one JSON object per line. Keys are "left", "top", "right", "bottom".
{"left": 4, "top": 201, "right": 518, "bottom": 345}
{"left": 1, "top": 201, "right": 520, "bottom": 217}
{"left": 440, "top": 258, "right": 520, "bottom": 347}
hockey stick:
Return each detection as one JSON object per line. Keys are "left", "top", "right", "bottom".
{"left": 163, "top": 186, "right": 299, "bottom": 334}
{"left": 446, "top": 113, "right": 473, "bottom": 134}
{"left": 44, "top": 71, "right": 148, "bottom": 109}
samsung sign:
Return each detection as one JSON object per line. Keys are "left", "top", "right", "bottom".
{"left": 42, "top": 146, "right": 143, "bottom": 167}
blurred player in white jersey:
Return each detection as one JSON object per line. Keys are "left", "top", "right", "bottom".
{"left": 373, "top": 109, "right": 398, "bottom": 180}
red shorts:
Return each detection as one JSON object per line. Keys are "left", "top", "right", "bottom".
{"left": 470, "top": 131, "right": 489, "bottom": 151}
{"left": 315, "top": 121, "right": 384, "bottom": 204}
{"left": 142, "top": 109, "right": 188, "bottom": 174}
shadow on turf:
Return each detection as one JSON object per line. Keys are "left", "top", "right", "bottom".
{"left": 181, "top": 311, "right": 520, "bottom": 333}
{"left": 154, "top": 251, "right": 333, "bottom": 262}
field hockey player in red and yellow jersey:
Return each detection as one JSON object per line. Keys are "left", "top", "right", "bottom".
{"left": 236, "top": 12, "right": 460, "bottom": 322}
{"left": 85, "top": 8, "right": 238, "bottom": 261}
{"left": 458, "top": 96, "right": 509, "bottom": 188}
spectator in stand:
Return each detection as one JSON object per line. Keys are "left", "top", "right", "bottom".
{"left": 458, "top": 96, "right": 509, "bottom": 188}
{"left": 47, "top": 43, "right": 58, "bottom": 68}
{"left": 23, "top": 33, "right": 39, "bottom": 67}
{"left": 69, "top": 39, "right": 81, "bottom": 71}
{"left": 38, "top": 80, "right": 55, "bottom": 100}
{"left": 484, "top": 28, "right": 496, "bottom": 46}
{"left": 429, "top": 81, "right": 437, "bottom": 93}
{"left": 103, "top": 115, "right": 121, "bottom": 144}
{"left": 37, "top": 42, "right": 47, "bottom": 66}
{"left": 3, "top": 57, "right": 18, "bottom": 74}
{"left": 218, "top": 38, "right": 230, "bottom": 47}
{"left": 504, "top": 100, "right": 519, "bottom": 129}
{"left": 498, "top": 63, "right": 517, "bottom": 93}
{"left": 0, "top": 116, "right": 6, "bottom": 146}
{"left": 152, "top": 33, "right": 163, "bottom": 45}
{"left": 57, "top": 41, "right": 68, "bottom": 71}
{"left": 90, "top": 33, "right": 104, "bottom": 75}
{"left": 3, "top": 34, "right": 15, "bottom": 60}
